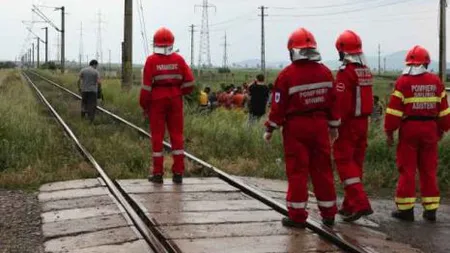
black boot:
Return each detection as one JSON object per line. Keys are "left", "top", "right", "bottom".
{"left": 281, "top": 217, "right": 306, "bottom": 228}
{"left": 342, "top": 208, "right": 374, "bottom": 222}
{"left": 423, "top": 210, "right": 437, "bottom": 222}
{"left": 172, "top": 174, "right": 183, "bottom": 184}
{"left": 148, "top": 174, "right": 163, "bottom": 184}
{"left": 391, "top": 209, "right": 414, "bottom": 222}
{"left": 322, "top": 217, "right": 335, "bottom": 227}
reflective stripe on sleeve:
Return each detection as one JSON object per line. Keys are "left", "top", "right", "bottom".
{"left": 181, "top": 82, "right": 194, "bottom": 89}
{"left": 328, "top": 120, "right": 341, "bottom": 127}
{"left": 141, "top": 85, "right": 152, "bottom": 92}
{"left": 404, "top": 97, "right": 440, "bottom": 104}
{"left": 343, "top": 177, "right": 361, "bottom": 187}
{"left": 288, "top": 82, "right": 333, "bottom": 95}
{"left": 392, "top": 90, "right": 404, "bottom": 101}
{"left": 386, "top": 108, "right": 404, "bottom": 117}
{"left": 439, "top": 108, "right": 450, "bottom": 117}
{"left": 395, "top": 197, "right": 416, "bottom": 204}
{"left": 153, "top": 74, "right": 183, "bottom": 81}
{"left": 153, "top": 152, "right": 164, "bottom": 157}
{"left": 267, "top": 120, "right": 279, "bottom": 128}
{"left": 286, "top": 201, "right": 307, "bottom": 209}
{"left": 317, "top": 200, "right": 336, "bottom": 208}
{"left": 172, "top": 150, "right": 185, "bottom": 155}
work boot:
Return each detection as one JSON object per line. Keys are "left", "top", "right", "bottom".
{"left": 391, "top": 209, "right": 414, "bottom": 222}
{"left": 342, "top": 209, "right": 373, "bottom": 222}
{"left": 423, "top": 210, "right": 437, "bottom": 222}
{"left": 322, "top": 217, "right": 335, "bottom": 227}
{"left": 172, "top": 174, "right": 183, "bottom": 184}
{"left": 281, "top": 217, "right": 306, "bottom": 228}
{"left": 148, "top": 174, "right": 163, "bottom": 184}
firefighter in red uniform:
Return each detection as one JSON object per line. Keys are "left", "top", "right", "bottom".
{"left": 264, "top": 28, "right": 340, "bottom": 227}
{"left": 385, "top": 46, "right": 450, "bottom": 221}
{"left": 333, "top": 30, "right": 374, "bottom": 222}
{"left": 140, "top": 28, "right": 195, "bottom": 184}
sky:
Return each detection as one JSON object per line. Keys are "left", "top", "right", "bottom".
{"left": 0, "top": 0, "right": 444, "bottom": 66}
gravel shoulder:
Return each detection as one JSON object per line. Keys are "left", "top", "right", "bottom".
{"left": 0, "top": 190, "right": 44, "bottom": 253}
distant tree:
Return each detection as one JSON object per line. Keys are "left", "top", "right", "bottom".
{"left": 0, "top": 61, "right": 16, "bottom": 69}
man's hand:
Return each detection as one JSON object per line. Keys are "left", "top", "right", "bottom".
{"left": 386, "top": 133, "right": 394, "bottom": 147}
{"left": 329, "top": 128, "right": 339, "bottom": 144}
{"left": 263, "top": 132, "right": 273, "bottom": 143}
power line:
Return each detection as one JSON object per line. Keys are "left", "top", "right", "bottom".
{"left": 136, "top": 0, "right": 150, "bottom": 56}
{"left": 270, "top": 0, "right": 422, "bottom": 18}
{"left": 269, "top": 0, "right": 385, "bottom": 10}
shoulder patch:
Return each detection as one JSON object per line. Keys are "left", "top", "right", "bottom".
{"left": 336, "top": 82, "right": 346, "bottom": 92}
{"left": 274, "top": 92, "right": 281, "bottom": 103}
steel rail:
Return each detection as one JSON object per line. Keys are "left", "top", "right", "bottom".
{"left": 22, "top": 72, "right": 172, "bottom": 253}
{"left": 28, "top": 70, "right": 377, "bottom": 253}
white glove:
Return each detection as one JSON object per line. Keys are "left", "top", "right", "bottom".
{"left": 264, "top": 132, "right": 273, "bottom": 143}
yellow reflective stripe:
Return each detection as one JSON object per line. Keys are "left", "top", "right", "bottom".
{"left": 404, "top": 97, "right": 441, "bottom": 104}
{"left": 423, "top": 203, "right": 439, "bottom": 210}
{"left": 439, "top": 108, "right": 450, "bottom": 117}
{"left": 397, "top": 203, "right": 415, "bottom": 210}
{"left": 395, "top": 197, "right": 416, "bottom": 204}
{"left": 392, "top": 90, "right": 404, "bottom": 101}
{"left": 387, "top": 108, "right": 404, "bottom": 117}
{"left": 422, "top": 197, "right": 440, "bottom": 203}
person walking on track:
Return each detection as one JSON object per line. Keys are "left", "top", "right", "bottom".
{"left": 264, "top": 27, "right": 340, "bottom": 227}
{"left": 333, "top": 30, "right": 374, "bottom": 222}
{"left": 385, "top": 45, "right": 450, "bottom": 222}
{"left": 140, "top": 27, "right": 195, "bottom": 184}
{"left": 77, "top": 59, "right": 101, "bottom": 123}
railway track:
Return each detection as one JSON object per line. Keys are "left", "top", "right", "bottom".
{"left": 23, "top": 70, "right": 378, "bottom": 253}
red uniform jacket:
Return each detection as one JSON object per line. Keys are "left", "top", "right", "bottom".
{"left": 140, "top": 53, "right": 194, "bottom": 112}
{"left": 265, "top": 60, "right": 340, "bottom": 131}
{"left": 385, "top": 72, "right": 450, "bottom": 133}
{"left": 336, "top": 63, "right": 373, "bottom": 120}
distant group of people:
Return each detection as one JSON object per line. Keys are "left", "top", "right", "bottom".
{"left": 198, "top": 74, "right": 274, "bottom": 124}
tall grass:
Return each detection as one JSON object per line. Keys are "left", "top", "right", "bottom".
{"left": 0, "top": 70, "right": 90, "bottom": 190}
{"left": 37, "top": 70, "right": 450, "bottom": 195}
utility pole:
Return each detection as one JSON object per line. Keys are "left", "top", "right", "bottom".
{"left": 59, "top": 6, "right": 65, "bottom": 73}
{"left": 96, "top": 11, "right": 105, "bottom": 64}
{"left": 122, "top": 0, "right": 133, "bottom": 88}
{"left": 221, "top": 32, "right": 229, "bottom": 69}
{"left": 32, "top": 43, "right": 35, "bottom": 68}
{"left": 108, "top": 49, "right": 112, "bottom": 72}
{"left": 42, "top": 27, "right": 48, "bottom": 64}
{"left": 378, "top": 43, "right": 381, "bottom": 76}
{"left": 383, "top": 57, "right": 386, "bottom": 73}
{"left": 79, "top": 22, "right": 84, "bottom": 69}
{"left": 439, "top": 0, "right": 447, "bottom": 81}
{"left": 259, "top": 6, "right": 268, "bottom": 74}
{"left": 189, "top": 24, "right": 196, "bottom": 68}
{"left": 28, "top": 48, "right": 32, "bottom": 67}
{"left": 36, "top": 37, "right": 40, "bottom": 68}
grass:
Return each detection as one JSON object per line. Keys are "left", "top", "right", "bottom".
{"left": 0, "top": 70, "right": 91, "bottom": 190}
{"left": 27, "top": 69, "right": 450, "bottom": 196}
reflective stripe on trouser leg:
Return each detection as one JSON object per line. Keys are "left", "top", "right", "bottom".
{"left": 395, "top": 134, "right": 418, "bottom": 211}
{"left": 422, "top": 197, "right": 440, "bottom": 211}
{"left": 167, "top": 96, "right": 185, "bottom": 175}
{"left": 149, "top": 98, "right": 168, "bottom": 176}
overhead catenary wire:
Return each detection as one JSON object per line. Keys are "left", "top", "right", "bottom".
{"left": 269, "top": 0, "right": 424, "bottom": 17}
{"left": 136, "top": 0, "right": 150, "bottom": 56}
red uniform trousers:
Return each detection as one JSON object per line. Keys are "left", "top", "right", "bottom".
{"left": 395, "top": 121, "right": 440, "bottom": 211}
{"left": 148, "top": 95, "right": 185, "bottom": 176}
{"left": 333, "top": 117, "right": 372, "bottom": 213}
{"left": 283, "top": 116, "right": 338, "bottom": 223}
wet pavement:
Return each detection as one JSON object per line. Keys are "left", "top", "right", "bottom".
{"left": 38, "top": 179, "right": 152, "bottom": 253}
{"left": 118, "top": 178, "right": 343, "bottom": 253}
{"left": 236, "top": 176, "right": 450, "bottom": 253}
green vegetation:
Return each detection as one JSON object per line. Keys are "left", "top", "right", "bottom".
{"left": 20, "top": 69, "right": 450, "bottom": 195}
{"left": 0, "top": 70, "right": 90, "bottom": 190}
